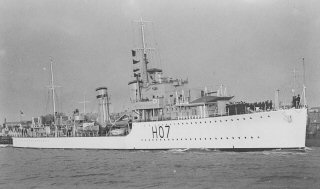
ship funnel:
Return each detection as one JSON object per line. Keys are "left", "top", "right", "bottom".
{"left": 96, "top": 87, "right": 110, "bottom": 125}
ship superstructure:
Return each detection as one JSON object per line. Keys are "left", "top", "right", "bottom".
{"left": 12, "top": 19, "right": 308, "bottom": 150}
{"left": 127, "top": 19, "right": 233, "bottom": 123}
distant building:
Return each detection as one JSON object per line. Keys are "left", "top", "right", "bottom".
{"left": 32, "top": 117, "right": 42, "bottom": 128}
{"left": 309, "top": 107, "right": 320, "bottom": 113}
{"left": 4, "top": 121, "right": 31, "bottom": 130}
{"left": 307, "top": 107, "right": 320, "bottom": 136}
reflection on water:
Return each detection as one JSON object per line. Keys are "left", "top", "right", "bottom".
{"left": 0, "top": 147, "right": 320, "bottom": 189}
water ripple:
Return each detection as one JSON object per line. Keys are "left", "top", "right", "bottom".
{"left": 0, "top": 147, "right": 320, "bottom": 188}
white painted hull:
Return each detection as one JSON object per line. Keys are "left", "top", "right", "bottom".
{"left": 13, "top": 108, "right": 307, "bottom": 150}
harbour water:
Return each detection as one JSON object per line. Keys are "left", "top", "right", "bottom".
{"left": 1, "top": 146, "right": 320, "bottom": 189}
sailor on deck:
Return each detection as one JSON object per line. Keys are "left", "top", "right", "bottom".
{"left": 296, "top": 94, "right": 300, "bottom": 108}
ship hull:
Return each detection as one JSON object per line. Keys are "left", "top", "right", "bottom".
{"left": 13, "top": 108, "right": 307, "bottom": 150}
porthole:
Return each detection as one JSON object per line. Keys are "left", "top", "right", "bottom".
{"left": 195, "top": 138, "right": 197, "bottom": 140}
{"left": 210, "top": 121, "right": 212, "bottom": 123}
{"left": 226, "top": 137, "right": 228, "bottom": 139}
{"left": 237, "top": 119, "right": 239, "bottom": 121}
{"left": 258, "top": 136, "right": 260, "bottom": 138}
{"left": 210, "top": 138, "right": 212, "bottom": 140}
{"left": 220, "top": 120, "right": 222, "bottom": 122}
{"left": 244, "top": 137, "right": 247, "bottom": 139}
{"left": 204, "top": 138, "right": 206, "bottom": 140}
{"left": 225, "top": 120, "right": 227, "bottom": 122}
{"left": 251, "top": 136, "right": 253, "bottom": 139}
{"left": 215, "top": 121, "right": 217, "bottom": 123}
{"left": 181, "top": 138, "right": 183, "bottom": 140}
{"left": 250, "top": 117, "right": 252, "bottom": 119}
{"left": 238, "top": 137, "right": 240, "bottom": 139}
{"left": 220, "top": 137, "right": 223, "bottom": 139}
{"left": 243, "top": 118, "right": 246, "bottom": 120}
{"left": 205, "top": 121, "right": 206, "bottom": 123}
{"left": 231, "top": 119, "right": 233, "bottom": 121}
{"left": 215, "top": 138, "right": 217, "bottom": 140}
{"left": 268, "top": 115, "right": 270, "bottom": 118}
{"left": 260, "top": 116, "right": 263, "bottom": 118}
{"left": 200, "top": 138, "right": 201, "bottom": 140}
{"left": 232, "top": 137, "right": 234, "bottom": 139}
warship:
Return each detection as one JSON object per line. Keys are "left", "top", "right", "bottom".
{"left": 13, "top": 19, "right": 308, "bottom": 150}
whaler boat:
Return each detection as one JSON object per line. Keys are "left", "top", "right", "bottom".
{"left": 13, "top": 19, "right": 308, "bottom": 150}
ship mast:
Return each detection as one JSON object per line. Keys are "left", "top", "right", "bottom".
{"left": 140, "top": 17, "right": 147, "bottom": 55}
{"left": 134, "top": 18, "right": 154, "bottom": 87}
{"left": 79, "top": 94, "right": 90, "bottom": 114}
{"left": 139, "top": 18, "right": 149, "bottom": 86}
{"left": 49, "top": 57, "right": 57, "bottom": 137}
{"left": 130, "top": 18, "right": 155, "bottom": 102}
{"left": 302, "top": 57, "right": 307, "bottom": 107}
{"left": 292, "top": 67, "right": 297, "bottom": 97}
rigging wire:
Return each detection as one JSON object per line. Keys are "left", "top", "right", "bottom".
{"left": 131, "top": 20, "right": 136, "bottom": 78}
{"left": 45, "top": 89, "right": 50, "bottom": 115}
{"left": 152, "top": 22, "right": 164, "bottom": 71}
{"left": 55, "top": 87, "right": 63, "bottom": 114}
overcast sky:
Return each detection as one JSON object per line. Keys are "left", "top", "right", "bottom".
{"left": 1, "top": 0, "right": 319, "bottom": 121}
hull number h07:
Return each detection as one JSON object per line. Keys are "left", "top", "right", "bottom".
{"left": 152, "top": 126, "right": 170, "bottom": 138}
